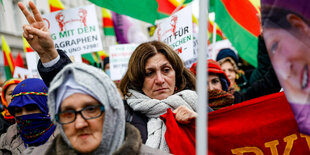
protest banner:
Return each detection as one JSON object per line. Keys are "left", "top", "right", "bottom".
{"left": 163, "top": 92, "right": 310, "bottom": 154}
{"left": 153, "top": 6, "right": 194, "bottom": 68}
{"left": 43, "top": 5, "right": 103, "bottom": 56}
{"left": 109, "top": 44, "right": 137, "bottom": 80}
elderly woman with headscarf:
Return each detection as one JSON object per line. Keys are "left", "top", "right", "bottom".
{"left": 30, "top": 63, "right": 167, "bottom": 155}
{"left": 0, "top": 78, "right": 57, "bottom": 154}
{"left": 0, "top": 79, "right": 22, "bottom": 134}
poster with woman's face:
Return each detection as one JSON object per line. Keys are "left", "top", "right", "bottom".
{"left": 261, "top": 0, "right": 310, "bottom": 134}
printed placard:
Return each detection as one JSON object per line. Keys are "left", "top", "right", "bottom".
{"left": 153, "top": 6, "right": 194, "bottom": 67}
{"left": 109, "top": 44, "right": 138, "bottom": 80}
{"left": 43, "top": 5, "right": 103, "bottom": 56}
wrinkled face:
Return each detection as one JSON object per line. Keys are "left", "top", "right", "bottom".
{"left": 264, "top": 27, "right": 310, "bottom": 103}
{"left": 142, "top": 53, "right": 176, "bottom": 100}
{"left": 208, "top": 74, "right": 222, "bottom": 91}
{"left": 221, "top": 62, "right": 236, "bottom": 84}
{"left": 61, "top": 93, "right": 104, "bottom": 153}
{"left": 5, "top": 84, "right": 17, "bottom": 105}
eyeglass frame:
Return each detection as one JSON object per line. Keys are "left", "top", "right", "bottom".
{"left": 55, "top": 104, "right": 105, "bottom": 125}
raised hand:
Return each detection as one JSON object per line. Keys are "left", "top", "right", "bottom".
{"left": 18, "top": 1, "right": 58, "bottom": 63}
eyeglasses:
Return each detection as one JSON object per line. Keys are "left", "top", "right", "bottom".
{"left": 55, "top": 105, "right": 105, "bottom": 124}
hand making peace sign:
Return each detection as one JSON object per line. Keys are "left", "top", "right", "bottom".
{"left": 18, "top": 1, "right": 58, "bottom": 63}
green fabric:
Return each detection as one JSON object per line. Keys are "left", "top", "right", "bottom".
{"left": 184, "top": 0, "right": 192, "bottom": 4}
{"left": 81, "top": 53, "right": 96, "bottom": 64}
{"left": 88, "top": 0, "right": 158, "bottom": 24}
{"left": 103, "top": 27, "right": 115, "bottom": 36}
{"left": 4, "top": 66, "right": 11, "bottom": 80}
{"left": 215, "top": 0, "right": 258, "bottom": 67}
{"left": 209, "top": 34, "right": 224, "bottom": 43}
{"left": 209, "top": 0, "right": 215, "bottom": 12}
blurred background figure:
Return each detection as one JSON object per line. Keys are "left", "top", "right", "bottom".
{"left": 216, "top": 48, "right": 242, "bottom": 92}
{"left": 190, "top": 59, "right": 281, "bottom": 110}
{"left": 0, "top": 79, "right": 22, "bottom": 134}
{"left": 103, "top": 57, "right": 110, "bottom": 77}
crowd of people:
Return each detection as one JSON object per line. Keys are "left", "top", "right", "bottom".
{"left": 1, "top": 0, "right": 308, "bottom": 154}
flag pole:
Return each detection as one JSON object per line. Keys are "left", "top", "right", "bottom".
{"left": 197, "top": 0, "right": 208, "bottom": 155}
{"left": 212, "top": 22, "right": 217, "bottom": 55}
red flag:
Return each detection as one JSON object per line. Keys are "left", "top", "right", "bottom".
{"left": 162, "top": 92, "right": 310, "bottom": 154}
{"left": 14, "top": 52, "right": 24, "bottom": 68}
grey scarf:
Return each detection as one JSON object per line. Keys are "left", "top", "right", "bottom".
{"left": 126, "top": 89, "right": 197, "bottom": 152}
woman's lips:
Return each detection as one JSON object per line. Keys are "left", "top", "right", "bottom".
{"left": 154, "top": 88, "right": 167, "bottom": 92}
{"left": 78, "top": 133, "right": 90, "bottom": 139}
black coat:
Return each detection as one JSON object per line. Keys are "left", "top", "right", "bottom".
{"left": 233, "top": 66, "right": 281, "bottom": 104}
{"left": 0, "top": 115, "right": 10, "bottom": 135}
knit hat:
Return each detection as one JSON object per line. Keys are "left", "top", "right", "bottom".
{"left": 189, "top": 60, "right": 231, "bottom": 91}
{"left": 0, "top": 78, "right": 22, "bottom": 122}
{"left": 216, "top": 48, "right": 239, "bottom": 65}
{"left": 261, "top": 0, "right": 310, "bottom": 21}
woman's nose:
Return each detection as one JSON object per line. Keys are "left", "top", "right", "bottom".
{"left": 75, "top": 114, "right": 88, "bottom": 129}
{"left": 155, "top": 73, "right": 165, "bottom": 84}
{"left": 208, "top": 83, "right": 215, "bottom": 91}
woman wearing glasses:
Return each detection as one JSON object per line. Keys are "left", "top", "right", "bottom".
{"left": 31, "top": 63, "right": 167, "bottom": 154}
{"left": 0, "top": 78, "right": 57, "bottom": 154}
